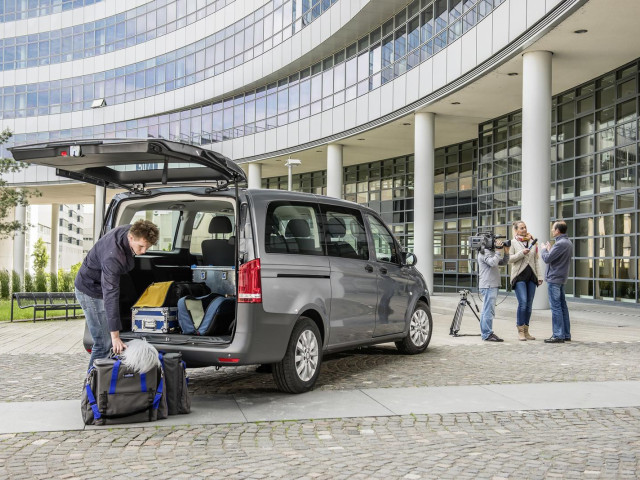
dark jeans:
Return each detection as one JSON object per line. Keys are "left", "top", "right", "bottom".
{"left": 548, "top": 282, "right": 571, "bottom": 339}
{"left": 75, "top": 288, "right": 111, "bottom": 370}
{"left": 513, "top": 280, "right": 537, "bottom": 326}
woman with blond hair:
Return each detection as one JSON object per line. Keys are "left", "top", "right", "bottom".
{"left": 508, "top": 220, "right": 542, "bottom": 341}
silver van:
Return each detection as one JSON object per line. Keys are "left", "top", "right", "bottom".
{"left": 11, "top": 139, "right": 432, "bottom": 393}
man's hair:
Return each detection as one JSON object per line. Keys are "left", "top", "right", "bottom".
{"left": 129, "top": 220, "right": 159, "bottom": 245}
{"left": 554, "top": 221, "right": 568, "bottom": 234}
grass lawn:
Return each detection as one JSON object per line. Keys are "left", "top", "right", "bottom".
{"left": 0, "top": 299, "right": 84, "bottom": 322}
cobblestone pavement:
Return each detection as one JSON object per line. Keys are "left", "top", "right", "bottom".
{"left": 1, "top": 408, "right": 638, "bottom": 479}
{"left": 2, "top": 340, "right": 640, "bottom": 401}
{"left": 2, "top": 295, "right": 640, "bottom": 478}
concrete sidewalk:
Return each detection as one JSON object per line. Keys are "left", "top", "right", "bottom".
{"left": 1, "top": 292, "right": 639, "bottom": 434}
{"left": 2, "top": 380, "right": 640, "bottom": 434}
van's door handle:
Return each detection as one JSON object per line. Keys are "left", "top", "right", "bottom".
{"left": 379, "top": 267, "right": 388, "bottom": 275}
{"left": 364, "top": 264, "right": 374, "bottom": 272}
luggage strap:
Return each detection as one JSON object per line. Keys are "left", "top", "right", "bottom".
{"left": 84, "top": 367, "right": 101, "bottom": 420}
{"left": 109, "top": 360, "right": 150, "bottom": 394}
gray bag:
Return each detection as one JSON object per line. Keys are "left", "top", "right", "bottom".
{"left": 81, "top": 358, "right": 168, "bottom": 425}
{"left": 159, "top": 352, "right": 191, "bottom": 415}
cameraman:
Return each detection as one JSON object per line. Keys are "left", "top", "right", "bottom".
{"left": 477, "top": 238, "right": 509, "bottom": 342}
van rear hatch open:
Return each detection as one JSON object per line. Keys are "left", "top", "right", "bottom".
{"left": 9, "top": 138, "right": 246, "bottom": 190}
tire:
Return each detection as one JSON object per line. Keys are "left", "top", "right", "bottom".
{"left": 272, "top": 317, "right": 323, "bottom": 394}
{"left": 395, "top": 301, "right": 432, "bottom": 354}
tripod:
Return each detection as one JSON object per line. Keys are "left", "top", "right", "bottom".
{"left": 449, "top": 289, "right": 481, "bottom": 336}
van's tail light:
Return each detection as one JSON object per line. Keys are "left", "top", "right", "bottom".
{"left": 238, "top": 258, "right": 262, "bottom": 303}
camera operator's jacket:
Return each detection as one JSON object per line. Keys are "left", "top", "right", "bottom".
{"left": 478, "top": 249, "right": 509, "bottom": 289}
{"left": 508, "top": 238, "right": 541, "bottom": 287}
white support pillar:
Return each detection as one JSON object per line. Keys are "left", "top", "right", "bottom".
{"left": 12, "top": 203, "right": 26, "bottom": 277}
{"left": 326, "top": 144, "right": 343, "bottom": 199}
{"left": 50, "top": 204, "right": 59, "bottom": 276}
{"left": 414, "top": 112, "right": 435, "bottom": 295}
{"left": 248, "top": 163, "right": 263, "bottom": 189}
{"left": 522, "top": 50, "right": 552, "bottom": 310}
{"left": 93, "top": 185, "right": 106, "bottom": 245}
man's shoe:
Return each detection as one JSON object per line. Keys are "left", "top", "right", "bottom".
{"left": 485, "top": 333, "right": 504, "bottom": 342}
{"left": 544, "top": 336, "right": 565, "bottom": 343}
{"left": 564, "top": 338, "right": 571, "bottom": 342}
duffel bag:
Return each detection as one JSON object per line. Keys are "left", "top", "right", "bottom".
{"left": 159, "top": 352, "right": 191, "bottom": 415}
{"left": 81, "top": 358, "right": 168, "bottom": 425}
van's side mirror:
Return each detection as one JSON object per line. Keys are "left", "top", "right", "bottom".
{"left": 403, "top": 252, "right": 417, "bottom": 267}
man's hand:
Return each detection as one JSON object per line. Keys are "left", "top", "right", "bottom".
{"left": 522, "top": 248, "right": 530, "bottom": 255}
{"left": 110, "top": 331, "right": 127, "bottom": 354}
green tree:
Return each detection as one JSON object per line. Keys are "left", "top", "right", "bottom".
{"left": 0, "top": 269, "right": 9, "bottom": 299}
{"left": 0, "top": 129, "right": 40, "bottom": 238}
{"left": 35, "top": 270, "right": 48, "bottom": 292}
{"left": 32, "top": 237, "right": 49, "bottom": 272}
{"left": 11, "top": 270, "right": 21, "bottom": 293}
{"left": 24, "top": 271, "right": 34, "bottom": 292}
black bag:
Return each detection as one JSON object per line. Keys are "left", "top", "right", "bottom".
{"left": 164, "top": 281, "right": 211, "bottom": 307}
{"left": 159, "top": 352, "right": 191, "bottom": 415}
{"left": 81, "top": 358, "right": 168, "bottom": 425}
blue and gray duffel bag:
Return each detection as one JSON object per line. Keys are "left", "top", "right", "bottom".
{"left": 177, "top": 293, "right": 236, "bottom": 336}
{"left": 81, "top": 357, "right": 168, "bottom": 426}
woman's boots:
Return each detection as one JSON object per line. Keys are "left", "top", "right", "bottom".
{"left": 518, "top": 325, "right": 536, "bottom": 341}
{"left": 524, "top": 325, "right": 536, "bottom": 340}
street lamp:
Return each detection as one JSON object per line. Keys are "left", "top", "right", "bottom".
{"left": 284, "top": 158, "right": 301, "bottom": 191}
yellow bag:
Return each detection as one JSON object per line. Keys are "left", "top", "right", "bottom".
{"left": 133, "top": 281, "right": 174, "bottom": 308}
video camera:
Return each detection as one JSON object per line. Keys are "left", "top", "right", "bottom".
{"left": 469, "top": 231, "right": 511, "bottom": 251}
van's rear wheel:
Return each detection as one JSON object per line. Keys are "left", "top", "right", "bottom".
{"left": 273, "top": 317, "right": 322, "bottom": 393}
{"left": 395, "top": 301, "right": 432, "bottom": 354}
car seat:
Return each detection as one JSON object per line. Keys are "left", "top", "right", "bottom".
{"left": 201, "top": 216, "right": 235, "bottom": 266}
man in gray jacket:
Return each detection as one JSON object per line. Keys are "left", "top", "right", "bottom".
{"left": 477, "top": 241, "right": 509, "bottom": 342}
{"left": 541, "top": 220, "right": 574, "bottom": 343}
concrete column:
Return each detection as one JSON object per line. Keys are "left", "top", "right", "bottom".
{"left": 12, "top": 203, "right": 26, "bottom": 277}
{"left": 93, "top": 185, "right": 106, "bottom": 245}
{"left": 50, "top": 204, "right": 59, "bottom": 275}
{"left": 326, "top": 144, "right": 343, "bottom": 199}
{"left": 414, "top": 112, "right": 435, "bottom": 295}
{"left": 522, "top": 51, "right": 552, "bottom": 310}
{"left": 248, "top": 163, "right": 263, "bottom": 189}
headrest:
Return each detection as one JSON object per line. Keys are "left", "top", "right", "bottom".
{"left": 208, "top": 216, "right": 232, "bottom": 234}
{"left": 326, "top": 217, "right": 346, "bottom": 236}
{"left": 285, "top": 219, "right": 311, "bottom": 237}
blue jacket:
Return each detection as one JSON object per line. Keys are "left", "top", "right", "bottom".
{"left": 541, "top": 234, "right": 573, "bottom": 285}
{"left": 75, "top": 225, "right": 134, "bottom": 332}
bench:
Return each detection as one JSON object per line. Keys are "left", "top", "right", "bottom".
{"left": 10, "top": 292, "right": 82, "bottom": 323}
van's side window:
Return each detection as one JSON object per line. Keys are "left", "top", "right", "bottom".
{"left": 366, "top": 214, "right": 399, "bottom": 264}
{"left": 130, "top": 209, "right": 181, "bottom": 252}
{"left": 265, "top": 202, "right": 323, "bottom": 255}
{"left": 322, "top": 207, "right": 369, "bottom": 260}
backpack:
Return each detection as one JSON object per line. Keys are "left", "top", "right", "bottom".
{"left": 177, "top": 293, "right": 236, "bottom": 336}
{"left": 159, "top": 352, "right": 191, "bottom": 415}
{"left": 81, "top": 357, "right": 168, "bottom": 425}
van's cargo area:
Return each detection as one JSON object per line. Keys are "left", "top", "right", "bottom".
{"left": 119, "top": 262, "right": 237, "bottom": 343}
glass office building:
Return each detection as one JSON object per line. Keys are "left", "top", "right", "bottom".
{"left": 0, "top": 0, "right": 638, "bottom": 303}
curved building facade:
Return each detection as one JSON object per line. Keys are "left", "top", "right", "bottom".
{"left": 1, "top": 0, "right": 639, "bottom": 305}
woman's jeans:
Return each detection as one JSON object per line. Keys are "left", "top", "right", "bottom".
{"left": 548, "top": 282, "right": 571, "bottom": 339}
{"left": 75, "top": 288, "right": 111, "bottom": 370}
{"left": 513, "top": 280, "right": 537, "bottom": 326}
{"left": 479, "top": 287, "right": 498, "bottom": 340}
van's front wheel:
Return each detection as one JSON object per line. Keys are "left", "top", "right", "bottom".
{"left": 273, "top": 317, "right": 322, "bottom": 393}
{"left": 395, "top": 301, "right": 432, "bottom": 354}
